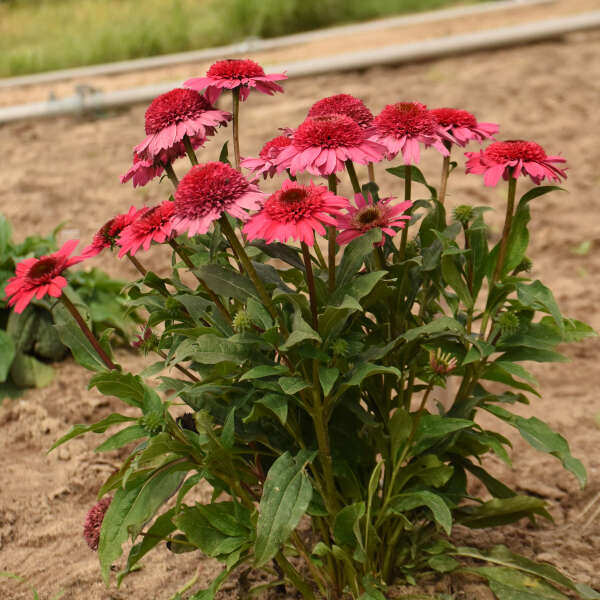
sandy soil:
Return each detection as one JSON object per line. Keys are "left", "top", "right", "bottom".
{"left": 1, "top": 20, "right": 600, "bottom": 600}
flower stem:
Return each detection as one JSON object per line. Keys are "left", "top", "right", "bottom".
{"left": 183, "top": 135, "right": 198, "bottom": 166}
{"left": 156, "top": 348, "right": 200, "bottom": 382}
{"left": 301, "top": 242, "right": 319, "bottom": 331}
{"left": 168, "top": 239, "right": 232, "bottom": 323}
{"left": 219, "top": 216, "right": 282, "bottom": 328}
{"left": 163, "top": 162, "right": 179, "bottom": 188}
{"left": 492, "top": 176, "right": 518, "bottom": 285}
{"left": 312, "top": 403, "right": 339, "bottom": 514}
{"left": 232, "top": 87, "right": 241, "bottom": 171}
{"left": 398, "top": 165, "right": 413, "bottom": 262}
{"left": 60, "top": 294, "right": 117, "bottom": 370}
{"left": 368, "top": 162, "right": 376, "bottom": 183}
{"left": 327, "top": 174, "right": 338, "bottom": 292}
{"left": 345, "top": 159, "right": 361, "bottom": 194}
{"left": 127, "top": 254, "right": 147, "bottom": 277}
{"left": 439, "top": 153, "right": 451, "bottom": 204}
{"left": 275, "top": 552, "right": 316, "bottom": 600}
{"left": 313, "top": 241, "right": 327, "bottom": 270}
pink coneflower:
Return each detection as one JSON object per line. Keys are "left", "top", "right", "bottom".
{"left": 372, "top": 102, "right": 448, "bottom": 164}
{"left": 465, "top": 140, "right": 567, "bottom": 186}
{"left": 5, "top": 240, "right": 83, "bottom": 313}
{"left": 431, "top": 108, "right": 498, "bottom": 147}
{"left": 121, "top": 152, "right": 164, "bottom": 188}
{"left": 83, "top": 497, "right": 112, "bottom": 551}
{"left": 308, "top": 94, "right": 374, "bottom": 130}
{"left": 173, "top": 162, "right": 265, "bottom": 237}
{"left": 276, "top": 115, "right": 386, "bottom": 177}
{"left": 336, "top": 193, "right": 412, "bottom": 246}
{"left": 81, "top": 206, "right": 140, "bottom": 258}
{"left": 118, "top": 201, "right": 176, "bottom": 257}
{"left": 243, "top": 179, "right": 348, "bottom": 246}
{"left": 185, "top": 59, "right": 287, "bottom": 104}
{"left": 134, "top": 88, "right": 231, "bottom": 159}
{"left": 241, "top": 134, "right": 292, "bottom": 179}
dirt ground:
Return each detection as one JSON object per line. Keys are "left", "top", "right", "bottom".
{"left": 1, "top": 14, "right": 600, "bottom": 600}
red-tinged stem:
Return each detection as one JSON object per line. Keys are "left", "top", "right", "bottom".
{"left": 156, "top": 348, "right": 200, "bottom": 382}
{"left": 368, "top": 162, "right": 376, "bottom": 183}
{"left": 327, "top": 174, "right": 338, "bottom": 292}
{"left": 232, "top": 88, "right": 241, "bottom": 171}
{"left": 60, "top": 294, "right": 117, "bottom": 370}
{"left": 301, "top": 242, "right": 319, "bottom": 332}
{"left": 183, "top": 135, "right": 198, "bottom": 166}
{"left": 439, "top": 154, "right": 451, "bottom": 205}
{"left": 127, "top": 254, "right": 147, "bottom": 277}
{"left": 345, "top": 160, "right": 361, "bottom": 194}
{"left": 398, "top": 165, "right": 413, "bottom": 262}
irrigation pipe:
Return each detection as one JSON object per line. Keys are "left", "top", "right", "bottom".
{"left": 1, "top": 11, "right": 599, "bottom": 124}
{"left": 0, "top": 0, "right": 554, "bottom": 90}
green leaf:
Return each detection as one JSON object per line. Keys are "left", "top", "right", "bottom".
{"left": 503, "top": 201, "right": 530, "bottom": 275}
{"left": 330, "top": 270, "right": 387, "bottom": 305}
{"left": 516, "top": 281, "right": 563, "bottom": 332}
{"left": 0, "top": 214, "right": 12, "bottom": 255}
{"left": 280, "top": 312, "right": 321, "bottom": 351}
{"left": 278, "top": 376, "right": 310, "bottom": 396}
{"left": 481, "top": 363, "right": 540, "bottom": 396}
{"left": 240, "top": 365, "right": 289, "bottom": 381}
{"left": 387, "top": 165, "right": 437, "bottom": 199}
{"left": 389, "top": 408, "right": 411, "bottom": 461}
{"left": 459, "top": 496, "right": 550, "bottom": 528}
{"left": 95, "top": 425, "right": 147, "bottom": 452}
{"left": 319, "top": 366, "right": 339, "bottom": 397}
{"left": 89, "top": 372, "right": 146, "bottom": 408}
{"left": 191, "top": 335, "right": 252, "bottom": 364}
{"left": 484, "top": 405, "right": 586, "bottom": 486}
{"left": 340, "top": 363, "right": 401, "bottom": 392}
{"left": 518, "top": 185, "right": 565, "bottom": 207}
{"left": 414, "top": 415, "right": 475, "bottom": 452}
{"left": 243, "top": 393, "right": 289, "bottom": 425}
{"left": 194, "top": 264, "right": 260, "bottom": 303}
{"left": 249, "top": 240, "right": 305, "bottom": 270}
{"left": 254, "top": 450, "right": 314, "bottom": 566}
{"left": 99, "top": 462, "right": 187, "bottom": 583}
{"left": 246, "top": 297, "right": 273, "bottom": 330}
{"left": 336, "top": 228, "right": 382, "bottom": 287}
{"left": 49, "top": 413, "right": 136, "bottom": 451}
{"left": 465, "top": 567, "right": 567, "bottom": 600}
{"left": 0, "top": 330, "right": 16, "bottom": 383}
{"left": 441, "top": 254, "right": 473, "bottom": 308}
{"left": 333, "top": 502, "right": 365, "bottom": 547}
{"left": 499, "top": 347, "right": 568, "bottom": 363}
{"left": 9, "top": 352, "right": 54, "bottom": 388}
{"left": 389, "top": 491, "right": 452, "bottom": 535}
{"left": 52, "top": 302, "right": 110, "bottom": 372}
{"left": 428, "top": 554, "right": 460, "bottom": 573}
{"left": 400, "top": 317, "right": 464, "bottom": 343}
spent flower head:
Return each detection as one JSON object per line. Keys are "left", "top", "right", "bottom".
{"left": 83, "top": 497, "right": 112, "bottom": 551}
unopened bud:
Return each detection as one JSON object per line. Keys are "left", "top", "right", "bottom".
{"left": 233, "top": 309, "right": 252, "bottom": 332}
{"left": 498, "top": 312, "right": 519, "bottom": 337}
{"left": 332, "top": 339, "right": 349, "bottom": 357}
{"left": 429, "top": 348, "right": 458, "bottom": 376}
{"left": 139, "top": 410, "right": 163, "bottom": 435}
{"left": 453, "top": 205, "right": 474, "bottom": 225}
{"left": 513, "top": 257, "right": 532, "bottom": 275}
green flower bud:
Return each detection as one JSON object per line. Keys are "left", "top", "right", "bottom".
{"left": 332, "top": 339, "right": 349, "bottom": 357}
{"left": 139, "top": 410, "right": 163, "bottom": 435}
{"left": 233, "top": 309, "right": 252, "bottom": 332}
{"left": 453, "top": 205, "right": 474, "bottom": 225}
{"left": 513, "top": 257, "right": 533, "bottom": 275}
{"left": 498, "top": 312, "right": 519, "bottom": 337}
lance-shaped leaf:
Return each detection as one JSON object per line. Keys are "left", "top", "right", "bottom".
{"left": 49, "top": 413, "right": 136, "bottom": 451}
{"left": 389, "top": 490, "right": 452, "bottom": 535}
{"left": 254, "top": 450, "right": 314, "bottom": 566}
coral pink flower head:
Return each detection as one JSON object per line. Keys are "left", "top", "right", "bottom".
{"left": 5, "top": 240, "right": 83, "bottom": 313}
{"left": 465, "top": 140, "right": 567, "bottom": 187}
{"left": 241, "top": 134, "right": 292, "bottom": 179}
{"left": 135, "top": 88, "right": 231, "bottom": 159}
{"left": 308, "top": 94, "right": 374, "bottom": 130}
{"left": 83, "top": 496, "right": 112, "bottom": 551}
{"left": 243, "top": 179, "right": 349, "bottom": 246}
{"left": 173, "top": 162, "right": 266, "bottom": 237}
{"left": 81, "top": 206, "right": 141, "bottom": 258}
{"left": 372, "top": 102, "right": 449, "bottom": 164}
{"left": 121, "top": 152, "right": 164, "bottom": 188}
{"left": 276, "top": 115, "right": 386, "bottom": 177}
{"left": 431, "top": 108, "right": 498, "bottom": 147}
{"left": 337, "top": 193, "right": 412, "bottom": 246}
{"left": 185, "top": 59, "right": 287, "bottom": 104}
{"left": 118, "top": 201, "right": 177, "bottom": 257}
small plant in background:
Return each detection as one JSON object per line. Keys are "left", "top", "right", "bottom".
{"left": 8, "top": 58, "right": 599, "bottom": 599}
{"left": 0, "top": 215, "right": 140, "bottom": 400}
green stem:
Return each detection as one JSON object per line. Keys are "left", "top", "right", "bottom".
{"left": 183, "top": 135, "right": 198, "bottom": 166}
{"left": 312, "top": 404, "right": 339, "bottom": 514}
{"left": 169, "top": 565, "right": 201, "bottom": 600}
{"left": 439, "top": 153, "right": 451, "bottom": 204}
{"left": 127, "top": 254, "right": 147, "bottom": 277}
{"left": 345, "top": 159, "right": 361, "bottom": 194}
{"left": 327, "top": 174, "right": 338, "bottom": 292}
{"left": 373, "top": 245, "right": 386, "bottom": 271}
{"left": 60, "top": 294, "right": 117, "bottom": 370}
{"left": 163, "top": 162, "right": 179, "bottom": 188}
{"left": 169, "top": 239, "right": 232, "bottom": 323}
{"left": 156, "top": 348, "right": 200, "bottom": 383}
{"left": 492, "top": 176, "right": 517, "bottom": 284}
{"left": 232, "top": 87, "right": 241, "bottom": 171}
{"left": 275, "top": 552, "right": 316, "bottom": 600}
{"left": 398, "top": 165, "right": 413, "bottom": 262}
{"left": 301, "top": 242, "right": 319, "bottom": 332}
{"left": 219, "top": 216, "right": 282, "bottom": 328}
{"left": 313, "top": 241, "right": 327, "bottom": 270}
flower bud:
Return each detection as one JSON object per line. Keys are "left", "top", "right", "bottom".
{"left": 453, "top": 205, "right": 474, "bottom": 225}
{"left": 139, "top": 410, "right": 164, "bottom": 435}
{"left": 332, "top": 339, "right": 349, "bottom": 357}
{"left": 429, "top": 348, "right": 458, "bottom": 376}
{"left": 498, "top": 312, "right": 520, "bottom": 337}
{"left": 513, "top": 257, "right": 533, "bottom": 275}
{"left": 233, "top": 309, "right": 252, "bottom": 332}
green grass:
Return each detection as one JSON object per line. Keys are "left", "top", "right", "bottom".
{"left": 0, "top": 0, "right": 483, "bottom": 77}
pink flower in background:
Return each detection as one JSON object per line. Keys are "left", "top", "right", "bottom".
{"left": 241, "top": 134, "right": 292, "bottom": 179}
{"left": 5, "top": 240, "right": 83, "bottom": 313}
{"left": 308, "top": 94, "right": 374, "bottom": 130}
{"left": 118, "top": 201, "right": 176, "bottom": 257}
{"left": 336, "top": 193, "right": 412, "bottom": 246}
{"left": 431, "top": 107, "right": 498, "bottom": 147}
{"left": 243, "top": 179, "right": 348, "bottom": 246}
{"left": 372, "top": 102, "right": 448, "bottom": 164}
{"left": 173, "top": 162, "right": 266, "bottom": 236}
{"left": 135, "top": 88, "right": 231, "bottom": 159}
{"left": 120, "top": 152, "right": 165, "bottom": 188}
{"left": 276, "top": 115, "right": 386, "bottom": 176}
{"left": 81, "top": 206, "right": 140, "bottom": 258}
{"left": 83, "top": 497, "right": 112, "bottom": 551}
{"left": 465, "top": 140, "right": 567, "bottom": 186}
{"left": 185, "top": 59, "right": 287, "bottom": 104}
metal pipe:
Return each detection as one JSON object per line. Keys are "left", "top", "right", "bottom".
{"left": 1, "top": 11, "right": 598, "bottom": 124}
{"left": 0, "top": 0, "right": 554, "bottom": 90}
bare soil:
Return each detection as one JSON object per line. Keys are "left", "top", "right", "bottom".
{"left": 1, "top": 14, "right": 600, "bottom": 600}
